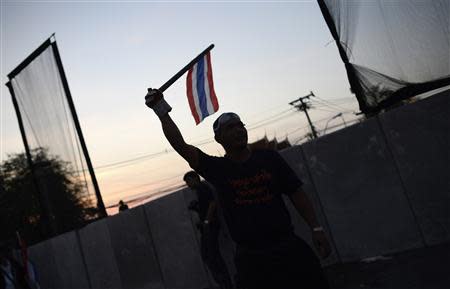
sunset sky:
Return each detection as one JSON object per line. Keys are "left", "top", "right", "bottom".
{"left": 1, "top": 1, "right": 361, "bottom": 209}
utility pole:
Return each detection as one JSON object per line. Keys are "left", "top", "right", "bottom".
{"left": 289, "top": 91, "right": 318, "bottom": 139}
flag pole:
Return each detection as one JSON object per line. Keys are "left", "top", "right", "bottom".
{"left": 158, "top": 44, "right": 214, "bottom": 92}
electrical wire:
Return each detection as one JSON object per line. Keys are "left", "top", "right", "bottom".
{"left": 94, "top": 108, "right": 297, "bottom": 172}
{"left": 106, "top": 181, "right": 186, "bottom": 208}
{"left": 107, "top": 172, "right": 185, "bottom": 197}
{"left": 312, "top": 96, "right": 356, "bottom": 112}
{"left": 104, "top": 114, "right": 360, "bottom": 206}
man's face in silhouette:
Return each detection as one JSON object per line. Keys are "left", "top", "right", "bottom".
{"left": 214, "top": 114, "right": 248, "bottom": 151}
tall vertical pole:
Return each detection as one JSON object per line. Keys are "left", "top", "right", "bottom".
{"left": 290, "top": 92, "right": 318, "bottom": 139}
{"left": 299, "top": 98, "right": 318, "bottom": 139}
{"left": 51, "top": 42, "right": 107, "bottom": 217}
{"left": 6, "top": 81, "right": 56, "bottom": 237}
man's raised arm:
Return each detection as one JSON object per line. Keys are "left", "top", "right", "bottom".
{"left": 145, "top": 88, "right": 199, "bottom": 168}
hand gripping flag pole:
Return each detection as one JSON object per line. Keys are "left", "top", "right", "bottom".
{"left": 155, "top": 44, "right": 219, "bottom": 124}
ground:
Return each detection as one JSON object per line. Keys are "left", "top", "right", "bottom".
{"left": 325, "top": 242, "right": 450, "bottom": 289}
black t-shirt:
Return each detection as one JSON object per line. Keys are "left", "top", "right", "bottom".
{"left": 194, "top": 149, "right": 303, "bottom": 246}
{"left": 195, "top": 182, "right": 214, "bottom": 222}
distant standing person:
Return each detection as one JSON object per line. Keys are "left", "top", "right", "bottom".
{"left": 184, "top": 171, "right": 233, "bottom": 289}
{"left": 145, "top": 89, "right": 331, "bottom": 288}
{"left": 118, "top": 200, "right": 129, "bottom": 212}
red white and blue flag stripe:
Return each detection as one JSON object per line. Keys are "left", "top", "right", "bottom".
{"left": 186, "top": 51, "right": 219, "bottom": 124}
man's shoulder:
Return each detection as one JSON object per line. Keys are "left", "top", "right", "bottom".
{"left": 251, "top": 148, "right": 280, "bottom": 158}
{"left": 196, "top": 148, "right": 229, "bottom": 170}
{"left": 197, "top": 148, "right": 225, "bottom": 160}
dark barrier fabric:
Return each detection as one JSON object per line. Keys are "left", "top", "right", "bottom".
{"left": 318, "top": 0, "right": 450, "bottom": 113}
{"left": 6, "top": 38, "right": 105, "bottom": 240}
{"left": 8, "top": 41, "right": 94, "bottom": 201}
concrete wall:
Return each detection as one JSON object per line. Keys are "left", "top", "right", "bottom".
{"left": 51, "top": 232, "right": 91, "bottom": 289}
{"left": 301, "top": 117, "right": 424, "bottom": 261}
{"left": 27, "top": 91, "right": 449, "bottom": 288}
{"left": 28, "top": 235, "right": 62, "bottom": 289}
{"left": 107, "top": 206, "right": 163, "bottom": 289}
{"left": 280, "top": 146, "right": 340, "bottom": 265}
{"left": 144, "top": 189, "right": 209, "bottom": 289}
{"left": 33, "top": 192, "right": 211, "bottom": 289}
{"left": 28, "top": 231, "right": 91, "bottom": 289}
{"left": 378, "top": 91, "right": 450, "bottom": 245}
{"left": 78, "top": 219, "right": 122, "bottom": 289}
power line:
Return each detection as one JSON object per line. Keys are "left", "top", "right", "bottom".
{"left": 312, "top": 96, "right": 355, "bottom": 112}
{"left": 106, "top": 181, "right": 186, "bottom": 208}
{"left": 285, "top": 114, "right": 331, "bottom": 136}
{"left": 246, "top": 108, "right": 295, "bottom": 129}
{"left": 102, "top": 112, "right": 317, "bottom": 202}
{"left": 94, "top": 108, "right": 297, "bottom": 172}
{"left": 104, "top": 114, "right": 360, "bottom": 206}
{"left": 99, "top": 107, "right": 342, "bottom": 203}
{"left": 247, "top": 111, "right": 297, "bottom": 131}
{"left": 294, "top": 134, "right": 310, "bottom": 144}
{"left": 186, "top": 107, "right": 294, "bottom": 144}
{"left": 310, "top": 107, "right": 343, "bottom": 113}
{"left": 318, "top": 97, "right": 355, "bottom": 102}
{"left": 320, "top": 118, "right": 360, "bottom": 135}
{"left": 311, "top": 99, "right": 344, "bottom": 112}
{"left": 293, "top": 117, "right": 360, "bottom": 145}
{"left": 107, "top": 172, "right": 185, "bottom": 197}
{"left": 95, "top": 150, "right": 171, "bottom": 171}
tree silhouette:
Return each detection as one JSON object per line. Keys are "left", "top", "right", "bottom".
{"left": 0, "top": 148, "right": 100, "bottom": 244}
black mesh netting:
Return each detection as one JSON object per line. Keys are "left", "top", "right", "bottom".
{"left": 318, "top": 0, "right": 450, "bottom": 112}
{"left": 7, "top": 41, "right": 102, "bottom": 233}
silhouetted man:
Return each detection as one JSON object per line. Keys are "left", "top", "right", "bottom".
{"left": 118, "top": 200, "right": 129, "bottom": 212}
{"left": 184, "top": 171, "right": 233, "bottom": 289}
{"left": 146, "top": 89, "right": 330, "bottom": 289}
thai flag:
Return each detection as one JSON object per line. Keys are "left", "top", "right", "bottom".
{"left": 186, "top": 51, "right": 219, "bottom": 124}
